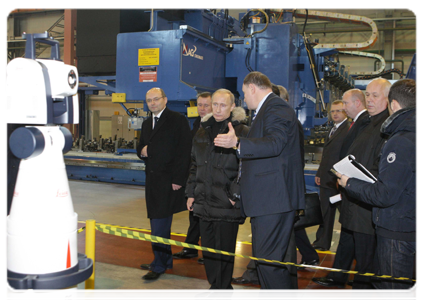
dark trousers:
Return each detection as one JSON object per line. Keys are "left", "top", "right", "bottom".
{"left": 150, "top": 216, "right": 173, "bottom": 273}
{"left": 296, "top": 228, "right": 319, "bottom": 262}
{"left": 313, "top": 187, "right": 339, "bottom": 250}
{"left": 374, "top": 235, "right": 415, "bottom": 289}
{"left": 183, "top": 211, "right": 201, "bottom": 253}
{"left": 352, "top": 231, "right": 376, "bottom": 289}
{"left": 285, "top": 228, "right": 298, "bottom": 288}
{"left": 199, "top": 219, "right": 239, "bottom": 289}
{"left": 327, "top": 227, "right": 355, "bottom": 283}
{"left": 251, "top": 211, "right": 296, "bottom": 289}
{"left": 241, "top": 227, "right": 300, "bottom": 287}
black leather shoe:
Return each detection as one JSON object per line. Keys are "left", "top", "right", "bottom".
{"left": 140, "top": 264, "right": 151, "bottom": 270}
{"left": 312, "top": 245, "right": 329, "bottom": 251}
{"left": 298, "top": 259, "right": 319, "bottom": 270}
{"left": 172, "top": 249, "right": 198, "bottom": 259}
{"left": 312, "top": 277, "right": 345, "bottom": 288}
{"left": 142, "top": 271, "right": 162, "bottom": 280}
{"left": 194, "top": 290, "right": 219, "bottom": 300}
{"left": 197, "top": 258, "right": 204, "bottom": 264}
{"left": 232, "top": 277, "right": 251, "bottom": 285}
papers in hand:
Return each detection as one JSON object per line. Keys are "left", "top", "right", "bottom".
{"left": 333, "top": 155, "right": 377, "bottom": 183}
{"left": 330, "top": 194, "right": 342, "bottom": 204}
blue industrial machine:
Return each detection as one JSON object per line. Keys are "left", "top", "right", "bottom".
{"left": 110, "top": 9, "right": 360, "bottom": 136}
{"left": 113, "top": 10, "right": 244, "bottom": 112}
{"left": 75, "top": 9, "right": 399, "bottom": 188}
{"left": 406, "top": 54, "right": 416, "bottom": 80}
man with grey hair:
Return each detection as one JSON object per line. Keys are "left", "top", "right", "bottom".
{"left": 315, "top": 79, "right": 391, "bottom": 289}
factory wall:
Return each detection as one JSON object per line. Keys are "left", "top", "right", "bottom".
{"left": 85, "top": 93, "right": 146, "bottom": 139}
{"left": 7, "top": 10, "right": 65, "bottom": 61}
{"left": 296, "top": 9, "right": 416, "bottom": 80}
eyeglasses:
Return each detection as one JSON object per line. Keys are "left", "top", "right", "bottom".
{"left": 146, "top": 96, "right": 164, "bottom": 103}
{"left": 330, "top": 109, "right": 344, "bottom": 113}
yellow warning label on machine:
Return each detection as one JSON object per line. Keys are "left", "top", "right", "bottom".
{"left": 187, "top": 106, "right": 199, "bottom": 118}
{"left": 112, "top": 93, "right": 126, "bottom": 103}
{"left": 138, "top": 48, "right": 160, "bottom": 66}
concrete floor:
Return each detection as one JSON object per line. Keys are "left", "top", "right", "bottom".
{"left": 69, "top": 180, "right": 348, "bottom": 300}
{"left": 78, "top": 263, "right": 260, "bottom": 300}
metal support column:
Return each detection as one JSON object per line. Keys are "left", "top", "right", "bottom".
{"left": 64, "top": 9, "right": 78, "bottom": 137}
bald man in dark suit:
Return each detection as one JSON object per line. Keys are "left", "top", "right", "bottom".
{"left": 137, "top": 88, "right": 192, "bottom": 281}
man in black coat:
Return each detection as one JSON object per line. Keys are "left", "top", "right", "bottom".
{"left": 186, "top": 89, "right": 249, "bottom": 289}
{"left": 313, "top": 88, "right": 369, "bottom": 288}
{"left": 136, "top": 87, "right": 192, "bottom": 280}
{"left": 214, "top": 72, "right": 305, "bottom": 289}
{"left": 173, "top": 92, "right": 212, "bottom": 261}
{"left": 313, "top": 100, "right": 349, "bottom": 251}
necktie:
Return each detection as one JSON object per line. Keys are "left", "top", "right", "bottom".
{"left": 252, "top": 111, "right": 257, "bottom": 121}
{"left": 329, "top": 125, "right": 337, "bottom": 138}
{"left": 348, "top": 121, "right": 355, "bottom": 131}
{"left": 153, "top": 116, "right": 159, "bottom": 128}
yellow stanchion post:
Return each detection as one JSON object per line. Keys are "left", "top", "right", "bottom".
{"left": 85, "top": 219, "right": 96, "bottom": 289}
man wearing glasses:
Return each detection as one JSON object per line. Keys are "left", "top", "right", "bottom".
{"left": 313, "top": 100, "right": 349, "bottom": 251}
{"left": 137, "top": 88, "right": 192, "bottom": 281}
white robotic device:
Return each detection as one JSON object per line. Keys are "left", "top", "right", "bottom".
{"left": 6, "top": 32, "right": 93, "bottom": 289}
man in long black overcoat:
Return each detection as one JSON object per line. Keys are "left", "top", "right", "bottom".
{"left": 137, "top": 87, "right": 192, "bottom": 280}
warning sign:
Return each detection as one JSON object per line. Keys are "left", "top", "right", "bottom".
{"left": 139, "top": 67, "right": 158, "bottom": 82}
{"left": 138, "top": 48, "right": 160, "bottom": 66}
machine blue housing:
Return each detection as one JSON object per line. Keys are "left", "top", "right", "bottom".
{"left": 116, "top": 26, "right": 232, "bottom": 112}
{"left": 80, "top": 9, "right": 361, "bottom": 137}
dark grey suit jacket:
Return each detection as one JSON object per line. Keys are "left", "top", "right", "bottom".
{"left": 238, "top": 93, "right": 305, "bottom": 217}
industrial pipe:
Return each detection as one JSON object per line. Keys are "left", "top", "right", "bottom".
{"left": 375, "top": 59, "right": 404, "bottom": 74}
{"left": 306, "top": 26, "right": 415, "bottom": 35}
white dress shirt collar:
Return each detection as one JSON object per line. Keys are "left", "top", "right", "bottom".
{"left": 334, "top": 117, "right": 347, "bottom": 129}
{"left": 254, "top": 92, "right": 272, "bottom": 116}
{"left": 153, "top": 107, "right": 166, "bottom": 118}
{"left": 354, "top": 109, "right": 367, "bottom": 122}
{"left": 153, "top": 107, "right": 166, "bottom": 128}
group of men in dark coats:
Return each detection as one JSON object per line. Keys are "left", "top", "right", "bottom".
{"left": 313, "top": 78, "right": 416, "bottom": 289}
{"left": 137, "top": 72, "right": 305, "bottom": 288}
{"left": 136, "top": 74, "right": 415, "bottom": 290}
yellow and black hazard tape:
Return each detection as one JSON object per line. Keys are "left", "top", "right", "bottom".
{"left": 77, "top": 220, "right": 253, "bottom": 245}
{"left": 93, "top": 223, "right": 415, "bottom": 283}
